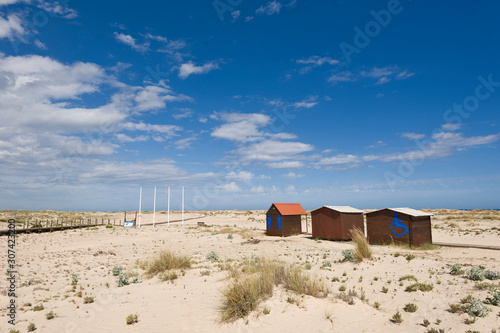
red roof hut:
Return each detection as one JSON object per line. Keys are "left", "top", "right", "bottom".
{"left": 266, "top": 203, "right": 306, "bottom": 237}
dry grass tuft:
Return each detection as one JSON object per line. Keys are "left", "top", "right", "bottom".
{"left": 219, "top": 258, "right": 328, "bottom": 322}
{"left": 350, "top": 227, "right": 372, "bottom": 262}
{"left": 139, "top": 250, "right": 191, "bottom": 278}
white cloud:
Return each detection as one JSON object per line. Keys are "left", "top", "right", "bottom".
{"left": 37, "top": 1, "right": 77, "bottom": 19}
{"left": 396, "top": 69, "right": 415, "bottom": 80}
{"left": 231, "top": 10, "right": 241, "bottom": 21}
{"left": 401, "top": 132, "right": 426, "bottom": 140}
{"left": 0, "top": 13, "right": 25, "bottom": 39}
{"left": 318, "top": 154, "right": 359, "bottom": 166}
{"left": 441, "top": 123, "right": 462, "bottom": 131}
{"left": 296, "top": 56, "right": 338, "bottom": 66}
{"left": 218, "top": 182, "right": 242, "bottom": 192}
{"left": 211, "top": 113, "right": 271, "bottom": 142}
{"left": 327, "top": 71, "right": 356, "bottom": 84}
{"left": 268, "top": 161, "right": 304, "bottom": 169}
{"left": 115, "top": 134, "right": 149, "bottom": 143}
{"left": 361, "top": 66, "right": 396, "bottom": 78}
{"left": 34, "top": 39, "right": 47, "bottom": 49}
{"left": 172, "top": 108, "right": 193, "bottom": 119}
{"left": 114, "top": 32, "right": 150, "bottom": 53}
{"left": 122, "top": 122, "right": 181, "bottom": 137}
{"left": 174, "top": 137, "right": 196, "bottom": 150}
{"left": 285, "top": 185, "right": 296, "bottom": 192}
{"left": 178, "top": 61, "right": 219, "bottom": 79}
{"left": 318, "top": 131, "right": 500, "bottom": 169}
{"left": 245, "top": 16, "right": 254, "bottom": 22}
{"left": 0, "top": 0, "right": 28, "bottom": 6}
{"left": 227, "top": 171, "right": 254, "bottom": 184}
{"left": 293, "top": 101, "right": 317, "bottom": 109}
{"left": 375, "top": 77, "right": 391, "bottom": 85}
{"left": 283, "top": 171, "right": 304, "bottom": 178}
{"left": 256, "top": 1, "right": 282, "bottom": 15}
{"left": 250, "top": 185, "right": 264, "bottom": 193}
{"left": 238, "top": 140, "right": 313, "bottom": 162}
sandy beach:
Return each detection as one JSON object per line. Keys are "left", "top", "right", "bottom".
{"left": 1, "top": 209, "right": 500, "bottom": 333}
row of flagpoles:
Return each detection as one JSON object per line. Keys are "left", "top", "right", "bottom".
{"left": 137, "top": 185, "right": 184, "bottom": 228}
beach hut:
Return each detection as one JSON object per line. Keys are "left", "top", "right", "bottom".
{"left": 266, "top": 203, "right": 306, "bottom": 237}
{"left": 366, "top": 208, "right": 433, "bottom": 246}
{"left": 311, "top": 206, "right": 364, "bottom": 241}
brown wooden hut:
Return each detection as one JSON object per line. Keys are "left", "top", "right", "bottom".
{"left": 266, "top": 203, "right": 306, "bottom": 236}
{"left": 311, "top": 206, "right": 364, "bottom": 241}
{"left": 366, "top": 208, "right": 433, "bottom": 246}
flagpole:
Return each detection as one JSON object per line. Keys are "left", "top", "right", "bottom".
{"left": 181, "top": 185, "right": 184, "bottom": 226}
{"left": 167, "top": 186, "right": 170, "bottom": 227}
{"left": 153, "top": 185, "right": 156, "bottom": 228}
{"left": 138, "top": 186, "right": 142, "bottom": 228}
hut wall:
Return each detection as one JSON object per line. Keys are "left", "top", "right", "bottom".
{"left": 311, "top": 208, "right": 341, "bottom": 240}
{"left": 409, "top": 216, "right": 432, "bottom": 246}
{"left": 266, "top": 204, "right": 302, "bottom": 236}
{"left": 340, "top": 213, "right": 365, "bottom": 240}
{"left": 366, "top": 209, "right": 411, "bottom": 245}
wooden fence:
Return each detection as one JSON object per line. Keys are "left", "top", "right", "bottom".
{"left": 0, "top": 217, "right": 122, "bottom": 236}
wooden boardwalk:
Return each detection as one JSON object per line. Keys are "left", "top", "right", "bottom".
{"left": 433, "top": 242, "right": 500, "bottom": 251}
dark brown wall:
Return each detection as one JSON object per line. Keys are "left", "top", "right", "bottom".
{"left": 410, "top": 216, "right": 432, "bottom": 246}
{"left": 311, "top": 207, "right": 364, "bottom": 241}
{"left": 266, "top": 205, "right": 302, "bottom": 236}
{"left": 366, "top": 209, "right": 432, "bottom": 246}
{"left": 366, "top": 209, "right": 411, "bottom": 245}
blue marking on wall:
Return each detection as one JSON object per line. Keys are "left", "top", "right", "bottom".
{"left": 267, "top": 214, "right": 272, "bottom": 230}
{"left": 277, "top": 214, "right": 282, "bottom": 231}
{"left": 390, "top": 212, "right": 409, "bottom": 237}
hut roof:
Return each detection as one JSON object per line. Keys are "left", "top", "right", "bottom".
{"left": 272, "top": 203, "right": 307, "bottom": 216}
{"left": 367, "top": 207, "right": 433, "bottom": 217}
{"left": 313, "top": 206, "right": 364, "bottom": 214}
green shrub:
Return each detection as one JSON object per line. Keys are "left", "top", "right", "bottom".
{"left": 399, "top": 274, "right": 418, "bottom": 282}
{"left": 405, "top": 254, "right": 415, "bottom": 261}
{"left": 485, "top": 270, "right": 500, "bottom": 280}
{"left": 449, "top": 264, "right": 464, "bottom": 275}
{"left": 341, "top": 250, "right": 355, "bottom": 262}
{"left": 391, "top": 311, "right": 403, "bottom": 324}
{"left": 126, "top": 313, "right": 139, "bottom": 325}
{"left": 27, "top": 322, "right": 36, "bottom": 332}
{"left": 83, "top": 296, "right": 94, "bottom": 304}
{"left": 405, "top": 283, "right": 433, "bottom": 292}
{"left": 206, "top": 251, "right": 219, "bottom": 261}
{"left": 32, "top": 304, "right": 44, "bottom": 311}
{"left": 466, "top": 267, "right": 485, "bottom": 281}
{"left": 112, "top": 265, "right": 123, "bottom": 276}
{"left": 45, "top": 310, "right": 55, "bottom": 320}
{"left": 462, "top": 297, "right": 491, "bottom": 317}
{"left": 404, "top": 303, "right": 418, "bottom": 312}
{"left": 485, "top": 290, "right": 500, "bottom": 306}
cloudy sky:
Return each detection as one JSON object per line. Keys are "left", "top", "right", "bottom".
{"left": 1, "top": 0, "right": 499, "bottom": 211}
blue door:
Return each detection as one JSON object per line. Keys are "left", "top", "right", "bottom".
{"left": 277, "top": 214, "right": 282, "bottom": 231}
{"left": 267, "top": 214, "right": 272, "bottom": 230}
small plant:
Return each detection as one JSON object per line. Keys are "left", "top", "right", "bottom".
{"left": 286, "top": 296, "right": 296, "bottom": 304}
{"left": 304, "top": 263, "right": 312, "bottom": 270}
{"left": 394, "top": 252, "right": 401, "bottom": 257}
{"left": 450, "top": 264, "right": 464, "bottom": 276}
{"left": 227, "top": 234, "right": 233, "bottom": 239}
{"left": 322, "top": 260, "right": 331, "bottom": 268}
{"left": 27, "top": 322, "right": 36, "bottom": 331}
{"left": 105, "top": 224, "right": 113, "bottom": 228}
{"left": 405, "top": 254, "right": 415, "bottom": 261}
{"left": 83, "top": 296, "right": 95, "bottom": 304}
{"left": 45, "top": 310, "right": 55, "bottom": 320}
{"left": 381, "top": 286, "right": 389, "bottom": 293}
{"left": 466, "top": 267, "right": 485, "bottom": 281}
{"left": 391, "top": 311, "right": 403, "bottom": 324}
{"left": 332, "top": 277, "right": 339, "bottom": 282}
{"left": 126, "top": 313, "right": 139, "bottom": 325}
{"left": 263, "top": 306, "right": 271, "bottom": 315}
{"left": 112, "top": 265, "right": 123, "bottom": 276}
{"left": 71, "top": 273, "right": 79, "bottom": 285}
{"left": 399, "top": 274, "right": 418, "bottom": 282}
{"left": 436, "top": 318, "right": 441, "bottom": 325}
{"left": 485, "top": 270, "right": 500, "bottom": 280}
{"left": 341, "top": 250, "right": 355, "bottom": 262}
{"left": 339, "top": 285, "right": 346, "bottom": 292}
{"left": 32, "top": 304, "right": 44, "bottom": 311}
{"left": 117, "top": 273, "right": 130, "bottom": 287}
{"left": 9, "top": 329, "right": 20, "bottom": 333}
{"left": 449, "top": 303, "right": 465, "bottom": 314}
{"left": 405, "top": 283, "right": 433, "bottom": 292}
{"left": 404, "top": 303, "right": 418, "bottom": 312}
{"left": 422, "top": 318, "right": 430, "bottom": 327}
{"left": 200, "top": 270, "right": 211, "bottom": 276}
{"left": 485, "top": 289, "right": 500, "bottom": 306}
{"left": 206, "top": 251, "right": 219, "bottom": 261}
{"left": 374, "top": 301, "right": 381, "bottom": 309}
{"left": 426, "top": 329, "right": 444, "bottom": 333}
{"left": 464, "top": 316, "right": 477, "bottom": 324}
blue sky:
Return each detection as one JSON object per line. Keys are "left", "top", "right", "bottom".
{"left": 1, "top": 0, "right": 499, "bottom": 211}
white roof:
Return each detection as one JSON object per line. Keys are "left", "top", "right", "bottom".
{"left": 317, "top": 206, "right": 364, "bottom": 214}
{"left": 369, "top": 207, "right": 433, "bottom": 217}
